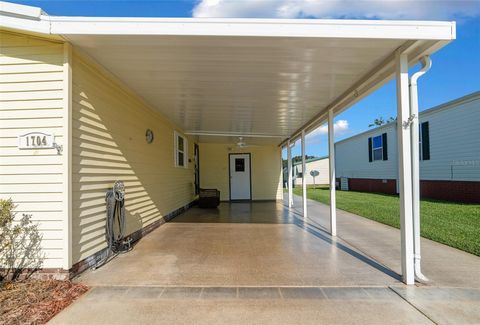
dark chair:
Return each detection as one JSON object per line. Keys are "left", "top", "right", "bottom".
{"left": 198, "top": 188, "right": 220, "bottom": 208}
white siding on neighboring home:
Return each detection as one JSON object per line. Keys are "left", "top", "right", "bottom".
{"left": 335, "top": 92, "right": 480, "bottom": 181}
{"left": 334, "top": 92, "right": 480, "bottom": 183}
{"left": 419, "top": 94, "right": 480, "bottom": 181}
{"left": 0, "top": 32, "right": 68, "bottom": 269}
{"left": 71, "top": 50, "right": 196, "bottom": 264}
{"left": 293, "top": 157, "right": 329, "bottom": 185}
{"left": 335, "top": 124, "right": 398, "bottom": 180}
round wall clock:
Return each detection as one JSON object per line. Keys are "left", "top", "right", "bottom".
{"left": 145, "top": 129, "right": 154, "bottom": 144}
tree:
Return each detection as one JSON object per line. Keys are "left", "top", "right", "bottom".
{"left": 368, "top": 116, "right": 396, "bottom": 128}
{"left": 282, "top": 155, "right": 317, "bottom": 168}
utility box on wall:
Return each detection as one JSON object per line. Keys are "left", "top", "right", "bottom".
{"left": 340, "top": 177, "right": 349, "bottom": 191}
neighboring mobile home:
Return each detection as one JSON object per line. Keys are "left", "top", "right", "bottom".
{"left": 0, "top": 1, "right": 456, "bottom": 284}
{"left": 291, "top": 156, "right": 329, "bottom": 186}
{"left": 335, "top": 92, "right": 480, "bottom": 203}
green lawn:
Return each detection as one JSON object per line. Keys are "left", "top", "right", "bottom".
{"left": 290, "top": 187, "right": 480, "bottom": 256}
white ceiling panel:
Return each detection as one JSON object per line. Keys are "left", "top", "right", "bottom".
{"left": 66, "top": 35, "right": 404, "bottom": 141}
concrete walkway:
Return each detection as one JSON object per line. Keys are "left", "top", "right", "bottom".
{"left": 50, "top": 199, "right": 480, "bottom": 324}
{"left": 289, "top": 194, "right": 480, "bottom": 289}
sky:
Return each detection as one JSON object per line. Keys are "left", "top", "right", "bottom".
{"left": 8, "top": 0, "right": 480, "bottom": 158}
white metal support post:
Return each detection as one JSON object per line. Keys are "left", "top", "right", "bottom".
{"left": 287, "top": 140, "right": 293, "bottom": 208}
{"left": 328, "top": 110, "right": 337, "bottom": 236}
{"left": 301, "top": 130, "right": 307, "bottom": 218}
{"left": 396, "top": 51, "right": 415, "bottom": 285}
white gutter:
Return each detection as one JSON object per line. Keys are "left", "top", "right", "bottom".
{"left": 0, "top": 1, "right": 43, "bottom": 19}
{"left": 409, "top": 56, "right": 432, "bottom": 283}
{"left": 0, "top": 1, "right": 51, "bottom": 34}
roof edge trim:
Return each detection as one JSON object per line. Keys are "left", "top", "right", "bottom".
{"left": 334, "top": 91, "right": 480, "bottom": 146}
{"left": 0, "top": 1, "right": 43, "bottom": 20}
{"left": 0, "top": 2, "right": 455, "bottom": 40}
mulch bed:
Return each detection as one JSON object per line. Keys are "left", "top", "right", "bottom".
{"left": 0, "top": 279, "right": 88, "bottom": 325}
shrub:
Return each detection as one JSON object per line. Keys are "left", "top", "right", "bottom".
{"left": 0, "top": 199, "right": 44, "bottom": 283}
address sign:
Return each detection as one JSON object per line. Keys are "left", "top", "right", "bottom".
{"left": 18, "top": 132, "right": 55, "bottom": 150}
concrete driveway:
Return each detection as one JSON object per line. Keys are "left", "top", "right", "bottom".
{"left": 75, "top": 202, "right": 400, "bottom": 287}
{"left": 50, "top": 200, "right": 480, "bottom": 324}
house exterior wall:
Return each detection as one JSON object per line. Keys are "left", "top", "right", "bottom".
{"left": 293, "top": 157, "right": 329, "bottom": 186}
{"left": 335, "top": 124, "right": 398, "bottom": 180}
{"left": 0, "top": 31, "right": 68, "bottom": 269}
{"left": 419, "top": 94, "right": 480, "bottom": 181}
{"left": 199, "top": 143, "right": 283, "bottom": 201}
{"left": 70, "top": 50, "right": 196, "bottom": 264}
{"left": 334, "top": 92, "right": 480, "bottom": 202}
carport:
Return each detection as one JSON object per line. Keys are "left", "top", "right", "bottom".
{"left": 1, "top": 4, "right": 456, "bottom": 285}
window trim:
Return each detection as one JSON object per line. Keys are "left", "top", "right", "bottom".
{"left": 174, "top": 131, "right": 188, "bottom": 168}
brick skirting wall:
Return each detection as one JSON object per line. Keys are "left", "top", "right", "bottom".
{"left": 336, "top": 177, "right": 480, "bottom": 203}
{"left": 420, "top": 180, "right": 480, "bottom": 203}
{"left": 345, "top": 178, "right": 397, "bottom": 195}
{"left": 68, "top": 199, "right": 197, "bottom": 279}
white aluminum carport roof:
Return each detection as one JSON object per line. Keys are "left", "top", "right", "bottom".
{"left": 1, "top": 1, "right": 455, "bottom": 145}
{"left": 0, "top": 1, "right": 457, "bottom": 285}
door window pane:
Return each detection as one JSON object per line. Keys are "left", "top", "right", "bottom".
{"left": 235, "top": 158, "right": 245, "bottom": 172}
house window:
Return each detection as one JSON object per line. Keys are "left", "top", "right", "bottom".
{"left": 372, "top": 135, "right": 383, "bottom": 161}
{"left": 368, "top": 133, "right": 388, "bottom": 162}
{"left": 174, "top": 131, "right": 188, "bottom": 168}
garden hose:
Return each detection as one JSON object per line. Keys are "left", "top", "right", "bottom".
{"left": 93, "top": 180, "right": 132, "bottom": 270}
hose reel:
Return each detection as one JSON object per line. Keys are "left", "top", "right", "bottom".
{"left": 93, "top": 180, "right": 132, "bottom": 269}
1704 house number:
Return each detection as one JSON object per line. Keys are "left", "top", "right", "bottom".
{"left": 18, "top": 132, "right": 55, "bottom": 149}
{"left": 27, "top": 135, "right": 47, "bottom": 146}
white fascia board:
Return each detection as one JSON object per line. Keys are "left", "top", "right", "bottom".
{"left": 0, "top": 1, "right": 43, "bottom": 19}
{"left": 0, "top": 14, "right": 50, "bottom": 34}
{"left": 48, "top": 17, "right": 455, "bottom": 40}
{"left": 0, "top": 2, "right": 455, "bottom": 41}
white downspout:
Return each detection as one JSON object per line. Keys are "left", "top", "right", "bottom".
{"left": 409, "top": 56, "right": 432, "bottom": 283}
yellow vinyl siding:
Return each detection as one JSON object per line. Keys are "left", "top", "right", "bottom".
{"left": 0, "top": 31, "right": 66, "bottom": 268}
{"left": 199, "top": 143, "right": 282, "bottom": 201}
{"left": 71, "top": 50, "right": 195, "bottom": 263}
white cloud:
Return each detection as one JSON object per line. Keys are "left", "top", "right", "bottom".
{"left": 192, "top": 0, "right": 480, "bottom": 20}
{"left": 306, "top": 119, "right": 349, "bottom": 144}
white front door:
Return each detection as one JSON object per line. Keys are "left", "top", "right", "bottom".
{"left": 229, "top": 153, "right": 251, "bottom": 200}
